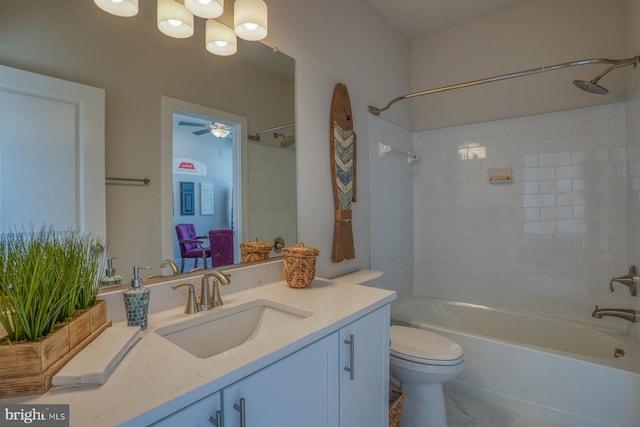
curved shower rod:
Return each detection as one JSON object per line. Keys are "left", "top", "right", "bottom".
{"left": 368, "top": 56, "right": 639, "bottom": 116}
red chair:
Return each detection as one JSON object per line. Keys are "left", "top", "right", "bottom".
{"left": 175, "top": 224, "right": 211, "bottom": 273}
{"left": 208, "top": 229, "right": 234, "bottom": 267}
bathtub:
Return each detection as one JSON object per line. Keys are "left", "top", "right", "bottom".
{"left": 391, "top": 296, "right": 640, "bottom": 427}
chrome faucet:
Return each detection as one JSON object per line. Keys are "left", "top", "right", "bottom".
{"left": 592, "top": 306, "right": 639, "bottom": 323}
{"left": 609, "top": 265, "right": 640, "bottom": 296}
{"left": 202, "top": 270, "right": 232, "bottom": 308}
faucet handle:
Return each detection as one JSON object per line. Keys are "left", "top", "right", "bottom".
{"left": 200, "top": 278, "right": 212, "bottom": 311}
{"left": 210, "top": 278, "right": 231, "bottom": 308}
{"left": 172, "top": 283, "right": 201, "bottom": 314}
{"left": 609, "top": 265, "right": 640, "bottom": 296}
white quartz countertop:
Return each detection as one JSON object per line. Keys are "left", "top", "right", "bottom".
{"left": 0, "top": 278, "right": 396, "bottom": 426}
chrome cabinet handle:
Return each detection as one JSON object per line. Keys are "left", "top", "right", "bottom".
{"left": 344, "top": 334, "right": 355, "bottom": 380}
{"left": 233, "top": 398, "right": 246, "bottom": 427}
{"left": 209, "top": 410, "right": 222, "bottom": 427}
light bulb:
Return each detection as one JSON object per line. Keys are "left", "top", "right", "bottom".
{"left": 205, "top": 20, "right": 237, "bottom": 56}
{"left": 185, "top": 0, "right": 223, "bottom": 19}
{"left": 234, "top": 0, "right": 267, "bottom": 41}
{"left": 157, "top": 0, "right": 194, "bottom": 38}
{"left": 94, "top": 0, "right": 138, "bottom": 17}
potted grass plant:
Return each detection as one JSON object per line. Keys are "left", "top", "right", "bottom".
{"left": 0, "top": 226, "right": 111, "bottom": 398}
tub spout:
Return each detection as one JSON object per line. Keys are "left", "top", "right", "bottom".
{"left": 592, "top": 306, "right": 639, "bottom": 323}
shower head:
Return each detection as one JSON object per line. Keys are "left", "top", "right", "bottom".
{"left": 572, "top": 79, "right": 609, "bottom": 95}
{"left": 573, "top": 56, "right": 639, "bottom": 95}
{"left": 274, "top": 132, "right": 295, "bottom": 148}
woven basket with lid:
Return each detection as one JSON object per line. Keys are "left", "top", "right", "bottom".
{"left": 282, "top": 242, "right": 319, "bottom": 288}
{"left": 240, "top": 239, "right": 273, "bottom": 263}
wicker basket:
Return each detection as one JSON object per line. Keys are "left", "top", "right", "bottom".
{"left": 282, "top": 242, "right": 319, "bottom": 288}
{"left": 389, "top": 388, "right": 404, "bottom": 427}
{"left": 240, "top": 239, "right": 273, "bottom": 263}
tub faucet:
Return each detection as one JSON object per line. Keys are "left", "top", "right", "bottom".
{"left": 592, "top": 306, "right": 640, "bottom": 323}
{"left": 609, "top": 265, "right": 640, "bottom": 296}
{"left": 202, "top": 270, "right": 232, "bottom": 307}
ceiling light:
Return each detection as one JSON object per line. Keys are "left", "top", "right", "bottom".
{"left": 157, "top": 0, "right": 194, "bottom": 39}
{"left": 94, "top": 0, "right": 139, "bottom": 17}
{"left": 206, "top": 20, "right": 237, "bottom": 56}
{"left": 234, "top": 0, "right": 268, "bottom": 41}
{"left": 185, "top": 0, "right": 224, "bottom": 19}
{"left": 210, "top": 123, "right": 230, "bottom": 138}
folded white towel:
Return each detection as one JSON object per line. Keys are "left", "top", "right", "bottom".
{"left": 52, "top": 324, "right": 141, "bottom": 388}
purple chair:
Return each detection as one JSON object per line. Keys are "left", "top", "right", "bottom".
{"left": 208, "top": 229, "right": 234, "bottom": 267}
{"left": 175, "top": 224, "right": 211, "bottom": 273}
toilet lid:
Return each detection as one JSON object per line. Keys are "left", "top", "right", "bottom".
{"left": 390, "top": 325, "right": 463, "bottom": 365}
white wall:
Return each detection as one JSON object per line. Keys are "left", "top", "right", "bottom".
{"left": 263, "top": 0, "right": 411, "bottom": 279}
{"left": 410, "top": 0, "right": 631, "bottom": 131}
{"left": 246, "top": 142, "right": 297, "bottom": 257}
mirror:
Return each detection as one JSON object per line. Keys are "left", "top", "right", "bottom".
{"left": 0, "top": 0, "right": 296, "bottom": 282}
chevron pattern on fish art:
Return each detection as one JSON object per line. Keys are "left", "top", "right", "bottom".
{"left": 333, "top": 121, "right": 355, "bottom": 210}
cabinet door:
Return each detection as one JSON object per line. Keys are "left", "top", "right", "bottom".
{"left": 223, "top": 333, "right": 339, "bottom": 427}
{"left": 340, "top": 305, "right": 390, "bottom": 427}
{"left": 150, "top": 391, "right": 222, "bottom": 426}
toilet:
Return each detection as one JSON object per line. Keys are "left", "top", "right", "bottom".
{"left": 334, "top": 270, "right": 464, "bottom": 427}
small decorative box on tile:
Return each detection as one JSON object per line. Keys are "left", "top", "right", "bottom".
{"left": 282, "top": 242, "right": 319, "bottom": 288}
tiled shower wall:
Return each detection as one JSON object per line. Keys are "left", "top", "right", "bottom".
{"left": 412, "top": 102, "right": 637, "bottom": 322}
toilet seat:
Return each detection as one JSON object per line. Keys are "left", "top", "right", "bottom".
{"left": 390, "top": 325, "right": 464, "bottom": 366}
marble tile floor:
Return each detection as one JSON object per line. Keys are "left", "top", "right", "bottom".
{"left": 444, "top": 385, "right": 564, "bottom": 427}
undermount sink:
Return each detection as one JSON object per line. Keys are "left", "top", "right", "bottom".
{"left": 156, "top": 299, "right": 313, "bottom": 359}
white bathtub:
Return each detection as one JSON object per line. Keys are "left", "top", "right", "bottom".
{"left": 391, "top": 296, "right": 640, "bottom": 427}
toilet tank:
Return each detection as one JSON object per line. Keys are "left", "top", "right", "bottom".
{"left": 334, "top": 269, "right": 384, "bottom": 288}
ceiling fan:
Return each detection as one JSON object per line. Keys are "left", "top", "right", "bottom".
{"left": 178, "top": 121, "right": 231, "bottom": 138}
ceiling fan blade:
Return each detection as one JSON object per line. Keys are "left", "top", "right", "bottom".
{"left": 193, "top": 129, "right": 212, "bottom": 135}
{"left": 179, "top": 121, "right": 208, "bottom": 127}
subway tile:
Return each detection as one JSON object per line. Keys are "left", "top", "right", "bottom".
{"left": 539, "top": 152, "right": 571, "bottom": 167}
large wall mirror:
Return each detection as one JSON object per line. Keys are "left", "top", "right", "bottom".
{"left": 0, "top": 1, "right": 296, "bottom": 283}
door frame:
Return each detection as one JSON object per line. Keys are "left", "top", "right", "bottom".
{"left": 160, "top": 96, "right": 247, "bottom": 265}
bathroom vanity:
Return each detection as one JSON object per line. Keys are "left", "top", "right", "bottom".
{"left": 0, "top": 275, "right": 395, "bottom": 427}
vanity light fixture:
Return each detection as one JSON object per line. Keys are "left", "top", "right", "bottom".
{"left": 95, "top": 0, "right": 268, "bottom": 55}
{"left": 206, "top": 20, "right": 237, "bottom": 56}
{"left": 234, "top": 0, "right": 268, "bottom": 41}
{"left": 94, "top": 0, "right": 139, "bottom": 17}
{"left": 157, "top": 0, "right": 195, "bottom": 39}
{"left": 185, "top": 0, "right": 224, "bottom": 19}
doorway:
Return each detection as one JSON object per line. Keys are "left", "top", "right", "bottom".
{"left": 161, "top": 97, "right": 247, "bottom": 269}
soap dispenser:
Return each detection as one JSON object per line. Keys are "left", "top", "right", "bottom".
{"left": 100, "top": 257, "right": 122, "bottom": 286}
{"left": 123, "top": 266, "right": 151, "bottom": 329}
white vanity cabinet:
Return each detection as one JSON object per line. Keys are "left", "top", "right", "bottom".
{"left": 222, "top": 333, "right": 339, "bottom": 427}
{"left": 150, "top": 391, "right": 222, "bottom": 427}
{"left": 149, "top": 304, "right": 391, "bottom": 427}
{"left": 339, "top": 304, "right": 391, "bottom": 427}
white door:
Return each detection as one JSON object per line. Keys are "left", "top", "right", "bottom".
{"left": 0, "top": 65, "right": 105, "bottom": 236}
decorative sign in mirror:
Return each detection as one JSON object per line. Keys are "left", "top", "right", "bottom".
{"left": 0, "top": 0, "right": 296, "bottom": 283}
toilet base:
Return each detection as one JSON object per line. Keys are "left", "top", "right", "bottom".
{"left": 399, "top": 382, "right": 447, "bottom": 427}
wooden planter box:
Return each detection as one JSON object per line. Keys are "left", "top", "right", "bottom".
{"left": 0, "top": 299, "right": 111, "bottom": 398}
